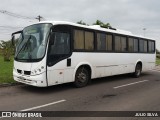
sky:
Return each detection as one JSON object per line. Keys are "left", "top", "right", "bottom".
{"left": 0, "top": 0, "right": 160, "bottom": 50}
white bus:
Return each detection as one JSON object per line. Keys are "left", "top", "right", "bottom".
{"left": 12, "top": 21, "right": 156, "bottom": 87}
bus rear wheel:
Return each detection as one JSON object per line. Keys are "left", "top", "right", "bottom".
{"left": 74, "top": 67, "right": 89, "bottom": 88}
{"left": 134, "top": 63, "right": 142, "bottom": 78}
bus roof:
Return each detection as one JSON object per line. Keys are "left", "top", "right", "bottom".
{"left": 34, "top": 21, "right": 155, "bottom": 40}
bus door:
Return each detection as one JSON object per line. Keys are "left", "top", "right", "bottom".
{"left": 47, "top": 25, "right": 71, "bottom": 85}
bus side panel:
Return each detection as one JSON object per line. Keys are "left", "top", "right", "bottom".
{"left": 141, "top": 53, "right": 156, "bottom": 71}
{"left": 47, "top": 52, "right": 155, "bottom": 86}
{"left": 70, "top": 52, "right": 155, "bottom": 79}
{"left": 47, "top": 59, "right": 74, "bottom": 86}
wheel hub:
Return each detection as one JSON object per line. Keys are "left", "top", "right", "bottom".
{"left": 77, "top": 72, "right": 86, "bottom": 83}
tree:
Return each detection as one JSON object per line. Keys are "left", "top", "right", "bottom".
{"left": 156, "top": 49, "right": 160, "bottom": 54}
{"left": 77, "top": 20, "right": 112, "bottom": 28}
{"left": 93, "top": 20, "right": 111, "bottom": 28}
{"left": 156, "top": 49, "right": 160, "bottom": 59}
{"left": 77, "top": 20, "right": 88, "bottom": 25}
{"left": 0, "top": 40, "right": 14, "bottom": 61}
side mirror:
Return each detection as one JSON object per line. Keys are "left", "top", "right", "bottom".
{"left": 11, "top": 35, "right": 15, "bottom": 46}
{"left": 49, "top": 32, "right": 55, "bottom": 45}
{"left": 11, "top": 30, "right": 22, "bottom": 46}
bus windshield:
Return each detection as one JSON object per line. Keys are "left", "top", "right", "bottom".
{"left": 15, "top": 23, "right": 52, "bottom": 61}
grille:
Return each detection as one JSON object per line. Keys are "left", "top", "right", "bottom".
{"left": 24, "top": 71, "right": 31, "bottom": 75}
{"left": 17, "top": 69, "right": 31, "bottom": 75}
{"left": 17, "top": 69, "right": 22, "bottom": 74}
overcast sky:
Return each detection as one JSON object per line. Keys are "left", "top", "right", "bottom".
{"left": 0, "top": 0, "right": 160, "bottom": 50}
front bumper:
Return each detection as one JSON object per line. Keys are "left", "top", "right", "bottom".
{"left": 13, "top": 70, "right": 47, "bottom": 87}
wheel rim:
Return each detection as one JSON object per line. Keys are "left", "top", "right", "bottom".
{"left": 77, "top": 71, "right": 87, "bottom": 83}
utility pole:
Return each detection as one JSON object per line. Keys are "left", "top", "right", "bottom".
{"left": 36, "top": 15, "right": 43, "bottom": 22}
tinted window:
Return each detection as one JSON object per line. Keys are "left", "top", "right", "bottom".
{"left": 121, "top": 37, "right": 127, "bottom": 52}
{"left": 134, "top": 39, "right": 138, "bottom": 52}
{"left": 85, "top": 31, "right": 94, "bottom": 50}
{"left": 139, "top": 40, "right": 144, "bottom": 52}
{"left": 74, "top": 29, "right": 94, "bottom": 50}
{"left": 115, "top": 36, "right": 127, "bottom": 52}
{"left": 144, "top": 40, "right": 148, "bottom": 52}
{"left": 148, "top": 41, "right": 155, "bottom": 53}
{"left": 128, "top": 38, "right": 138, "bottom": 52}
{"left": 49, "top": 32, "right": 70, "bottom": 55}
{"left": 151, "top": 42, "right": 155, "bottom": 52}
{"left": 106, "top": 35, "right": 113, "bottom": 51}
{"left": 128, "top": 38, "right": 134, "bottom": 52}
{"left": 115, "top": 36, "right": 121, "bottom": 51}
{"left": 97, "top": 33, "right": 106, "bottom": 50}
{"left": 139, "top": 39, "right": 148, "bottom": 52}
{"left": 97, "top": 33, "right": 113, "bottom": 51}
{"left": 74, "top": 30, "right": 84, "bottom": 49}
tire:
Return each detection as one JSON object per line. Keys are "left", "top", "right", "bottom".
{"left": 74, "top": 67, "right": 89, "bottom": 88}
{"left": 134, "top": 63, "right": 142, "bottom": 78}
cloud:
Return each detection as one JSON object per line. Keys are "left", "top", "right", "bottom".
{"left": 0, "top": 0, "right": 160, "bottom": 50}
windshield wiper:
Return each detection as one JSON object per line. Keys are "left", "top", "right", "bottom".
{"left": 15, "top": 35, "right": 31, "bottom": 59}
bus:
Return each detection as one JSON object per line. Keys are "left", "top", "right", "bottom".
{"left": 11, "top": 21, "right": 156, "bottom": 87}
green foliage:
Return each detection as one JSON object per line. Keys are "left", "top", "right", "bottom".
{"left": 93, "top": 20, "right": 111, "bottom": 28}
{"left": 156, "top": 49, "right": 160, "bottom": 54}
{"left": 0, "top": 40, "right": 14, "bottom": 61}
{"left": 0, "top": 55, "right": 15, "bottom": 83}
{"left": 77, "top": 20, "right": 112, "bottom": 28}
{"left": 156, "top": 49, "right": 160, "bottom": 59}
{"left": 156, "top": 57, "right": 160, "bottom": 65}
{"left": 157, "top": 55, "right": 160, "bottom": 59}
{"left": 77, "top": 20, "right": 88, "bottom": 25}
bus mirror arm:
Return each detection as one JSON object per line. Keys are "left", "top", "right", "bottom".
{"left": 11, "top": 30, "right": 22, "bottom": 46}
{"left": 11, "top": 35, "right": 15, "bottom": 46}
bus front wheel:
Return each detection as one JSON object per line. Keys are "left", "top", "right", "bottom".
{"left": 74, "top": 67, "right": 89, "bottom": 88}
{"left": 134, "top": 63, "right": 142, "bottom": 78}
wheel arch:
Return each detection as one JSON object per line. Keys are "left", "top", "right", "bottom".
{"left": 135, "top": 60, "right": 143, "bottom": 70}
{"left": 73, "top": 62, "right": 93, "bottom": 82}
{"left": 135, "top": 59, "right": 143, "bottom": 67}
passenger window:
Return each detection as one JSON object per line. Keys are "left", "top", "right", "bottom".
{"left": 97, "top": 33, "right": 106, "bottom": 50}
{"left": 121, "top": 37, "right": 127, "bottom": 52}
{"left": 49, "top": 32, "right": 70, "bottom": 55}
{"left": 115, "top": 36, "right": 127, "bottom": 52}
{"left": 134, "top": 39, "right": 138, "bottom": 52}
{"left": 97, "top": 33, "right": 113, "bottom": 51}
{"left": 74, "top": 30, "right": 84, "bottom": 49}
{"left": 128, "top": 38, "right": 134, "bottom": 52}
{"left": 139, "top": 39, "right": 148, "bottom": 53}
{"left": 115, "top": 36, "right": 121, "bottom": 51}
{"left": 106, "top": 35, "right": 113, "bottom": 51}
{"left": 148, "top": 41, "right": 155, "bottom": 53}
{"left": 85, "top": 31, "right": 94, "bottom": 50}
{"left": 128, "top": 38, "right": 138, "bottom": 52}
{"left": 144, "top": 40, "right": 148, "bottom": 52}
{"left": 139, "top": 40, "right": 144, "bottom": 52}
{"left": 74, "top": 30, "right": 94, "bottom": 50}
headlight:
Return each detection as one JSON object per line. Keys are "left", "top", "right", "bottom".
{"left": 31, "top": 66, "right": 45, "bottom": 75}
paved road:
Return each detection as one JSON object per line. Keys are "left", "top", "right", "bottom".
{"left": 0, "top": 69, "right": 160, "bottom": 120}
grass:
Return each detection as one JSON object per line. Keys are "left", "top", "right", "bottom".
{"left": 156, "top": 57, "right": 160, "bottom": 65}
{"left": 0, "top": 55, "right": 15, "bottom": 84}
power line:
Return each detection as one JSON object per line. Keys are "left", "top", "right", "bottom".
{"left": 0, "top": 10, "right": 45, "bottom": 22}
{"left": 0, "top": 25, "right": 24, "bottom": 29}
{"left": 0, "top": 33, "right": 11, "bottom": 35}
{"left": 0, "top": 10, "right": 34, "bottom": 20}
